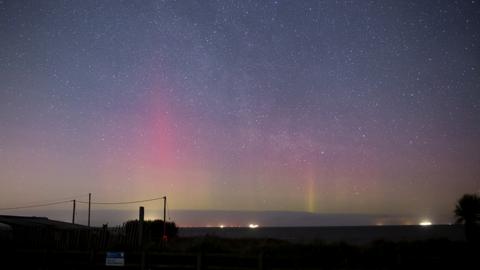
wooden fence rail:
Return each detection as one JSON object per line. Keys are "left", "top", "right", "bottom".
{"left": 6, "top": 250, "right": 271, "bottom": 270}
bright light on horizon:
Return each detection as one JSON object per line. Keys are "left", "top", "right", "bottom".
{"left": 419, "top": 220, "right": 432, "bottom": 226}
{"left": 248, "top": 223, "right": 259, "bottom": 229}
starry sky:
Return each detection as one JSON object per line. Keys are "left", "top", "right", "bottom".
{"left": 0, "top": 0, "right": 479, "bottom": 225}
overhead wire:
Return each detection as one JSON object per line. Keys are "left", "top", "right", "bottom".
{"left": 1, "top": 195, "right": 166, "bottom": 211}
{"left": 0, "top": 199, "right": 74, "bottom": 211}
{"left": 77, "top": 195, "right": 165, "bottom": 205}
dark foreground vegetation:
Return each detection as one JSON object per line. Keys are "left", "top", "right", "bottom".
{"left": 1, "top": 235, "right": 478, "bottom": 270}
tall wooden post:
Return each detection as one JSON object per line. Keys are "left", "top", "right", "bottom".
{"left": 72, "top": 199, "right": 76, "bottom": 224}
{"left": 139, "top": 206, "right": 145, "bottom": 270}
{"left": 163, "top": 196, "right": 167, "bottom": 242}
{"left": 139, "top": 206, "right": 144, "bottom": 247}
{"left": 88, "top": 193, "right": 91, "bottom": 227}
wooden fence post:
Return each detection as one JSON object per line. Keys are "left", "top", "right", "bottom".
{"left": 197, "top": 253, "right": 202, "bottom": 270}
{"left": 259, "top": 252, "right": 264, "bottom": 270}
{"left": 141, "top": 251, "right": 146, "bottom": 270}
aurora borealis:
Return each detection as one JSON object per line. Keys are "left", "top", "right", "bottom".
{"left": 1, "top": 0, "right": 479, "bottom": 226}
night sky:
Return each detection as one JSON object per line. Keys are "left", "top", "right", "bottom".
{"left": 1, "top": 0, "right": 479, "bottom": 226}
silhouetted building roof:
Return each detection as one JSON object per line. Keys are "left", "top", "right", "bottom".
{"left": 0, "top": 215, "right": 87, "bottom": 230}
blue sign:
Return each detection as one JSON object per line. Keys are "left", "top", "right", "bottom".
{"left": 106, "top": 252, "right": 125, "bottom": 266}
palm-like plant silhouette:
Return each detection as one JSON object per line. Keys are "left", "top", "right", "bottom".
{"left": 454, "top": 194, "right": 480, "bottom": 242}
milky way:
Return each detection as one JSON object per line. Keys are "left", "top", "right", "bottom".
{"left": 1, "top": 0, "right": 479, "bottom": 225}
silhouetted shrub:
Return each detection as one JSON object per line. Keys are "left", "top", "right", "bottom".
{"left": 124, "top": 219, "right": 178, "bottom": 241}
{"left": 454, "top": 193, "right": 480, "bottom": 243}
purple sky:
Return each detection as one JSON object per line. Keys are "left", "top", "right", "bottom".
{"left": 1, "top": 0, "right": 479, "bottom": 226}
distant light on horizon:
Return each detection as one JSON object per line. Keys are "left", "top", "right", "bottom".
{"left": 248, "top": 223, "right": 259, "bottom": 229}
{"left": 419, "top": 220, "right": 432, "bottom": 226}
{"left": 219, "top": 224, "right": 225, "bottom": 229}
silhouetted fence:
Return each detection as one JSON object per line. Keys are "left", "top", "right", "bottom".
{"left": 5, "top": 221, "right": 175, "bottom": 251}
{"left": 4, "top": 250, "right": 265, "bottom": 270}
{"left": 4, "top": 248, "right": 467, "bottom": 270}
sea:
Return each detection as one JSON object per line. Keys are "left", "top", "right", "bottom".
{"left": 179, "top": 225, "right": 465, "bottom": 244}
